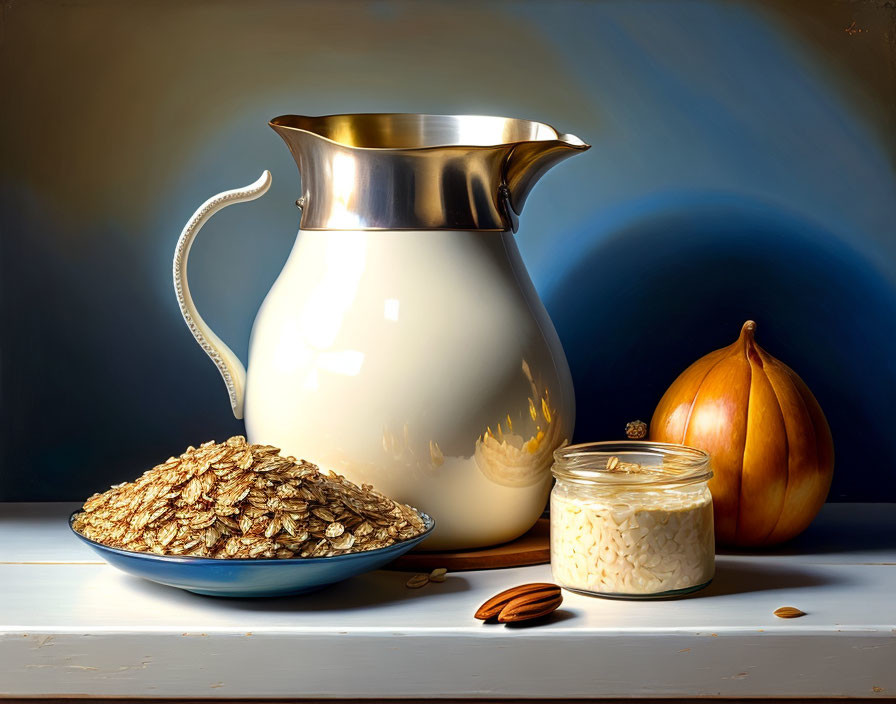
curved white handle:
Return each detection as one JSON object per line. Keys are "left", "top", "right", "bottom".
{"left": 172, "top": 171, "right": 272, "bottom": 419}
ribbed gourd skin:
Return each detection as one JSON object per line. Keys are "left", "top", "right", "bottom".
{"left": 649, "top": 321, "right": 834, "bottom": 547}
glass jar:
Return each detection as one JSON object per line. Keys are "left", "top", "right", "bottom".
{"left": 550, "top": 441, "right": 714, "bottom": 599}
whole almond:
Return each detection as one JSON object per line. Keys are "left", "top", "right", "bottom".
{"left": 773, "top": 606, "right": 806, "bottom": 619}
{"left": 474, "top": 583, "right": 561, "bottom": 622}
{"left": 497, "top": 591, "right": 563, "bottom": 623}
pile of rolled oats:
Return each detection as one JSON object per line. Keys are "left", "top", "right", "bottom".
{"left": 72, "top": 436, "right": 426, "bottom": 559}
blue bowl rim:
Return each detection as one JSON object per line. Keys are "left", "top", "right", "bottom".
{"left": 69, "top": 508, "right": 434, "bottom": 565}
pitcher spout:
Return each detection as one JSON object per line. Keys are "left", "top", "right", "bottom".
{"left": 502, "top": 132, "right": 590, "bottom": 231}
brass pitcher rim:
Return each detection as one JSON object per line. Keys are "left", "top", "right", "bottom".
{"left": 269, "top": 112, "right": 589, "bottom": 231}
{"left": 268, "top": 112, "right": 591, "bottom": 152}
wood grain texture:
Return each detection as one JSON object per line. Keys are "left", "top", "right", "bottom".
{"left": 389, "top": 518, "right": 549, "bottom": 571}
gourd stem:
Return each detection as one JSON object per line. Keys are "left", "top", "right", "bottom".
{"left": 739, "top": 320, "right": 757, "bottom": 357}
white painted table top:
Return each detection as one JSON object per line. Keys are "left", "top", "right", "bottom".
{"left": 1, "top": 502, "right": 894, "bottom": 699}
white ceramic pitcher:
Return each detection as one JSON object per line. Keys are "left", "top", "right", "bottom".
{"left": 174, "top": 114, "right": 588, "bottom": 549}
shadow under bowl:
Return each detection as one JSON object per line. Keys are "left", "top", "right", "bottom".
{"left": 69, "top": 510, "right": 435, "bottom": 597}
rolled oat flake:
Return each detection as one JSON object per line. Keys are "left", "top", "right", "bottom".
{"left": 72, "top": 436, "right": 426, "bottom": 559}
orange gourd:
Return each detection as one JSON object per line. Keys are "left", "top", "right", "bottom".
{"left": 649, "top": 321, "right": 834, "bottom": 547}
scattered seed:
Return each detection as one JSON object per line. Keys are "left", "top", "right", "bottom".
{"left": 625, "top": 420, "right": 648, "bottom": 439}
{"left": 773, "top": 606, "right": 806, "bottom": 619}
{"left": 406, "top": 573, "right": 430, "bottom": 589}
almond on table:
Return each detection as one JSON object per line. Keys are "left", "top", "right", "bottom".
{"left": 475, "top": 583, "right": 562, "bottom": 623}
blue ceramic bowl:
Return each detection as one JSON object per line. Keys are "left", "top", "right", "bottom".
{"left": 69, "top": 510, "right": 434, "bottom": 597}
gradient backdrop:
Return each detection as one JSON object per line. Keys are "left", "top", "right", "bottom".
{"left": 2, "top": 0, "right": 895, "bottom": 502}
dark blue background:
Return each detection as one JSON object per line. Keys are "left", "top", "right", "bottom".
{"left": 2, "top": 1, "right": 894, "bottom": 501}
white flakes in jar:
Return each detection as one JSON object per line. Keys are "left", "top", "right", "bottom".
{"left": 550, "top": 484, "right": 714, "bottom": 596}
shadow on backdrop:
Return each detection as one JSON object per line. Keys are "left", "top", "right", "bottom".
{"left": 0, "top": 186, "right": 246, "bottom": 501}
{"left": 545, "top": 194, "right": 896, "bottom": 502}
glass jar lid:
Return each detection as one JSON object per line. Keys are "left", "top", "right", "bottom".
{"left": 552, "top": 441, "right": 712, "bottom": 487}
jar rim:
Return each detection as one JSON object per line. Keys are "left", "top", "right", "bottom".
{"left": 552, "top": 440, "right": 712, "bottom": 487}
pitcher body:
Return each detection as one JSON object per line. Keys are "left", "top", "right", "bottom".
{"left": 244, "top": 228, "right": 573, "bottom": 549}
